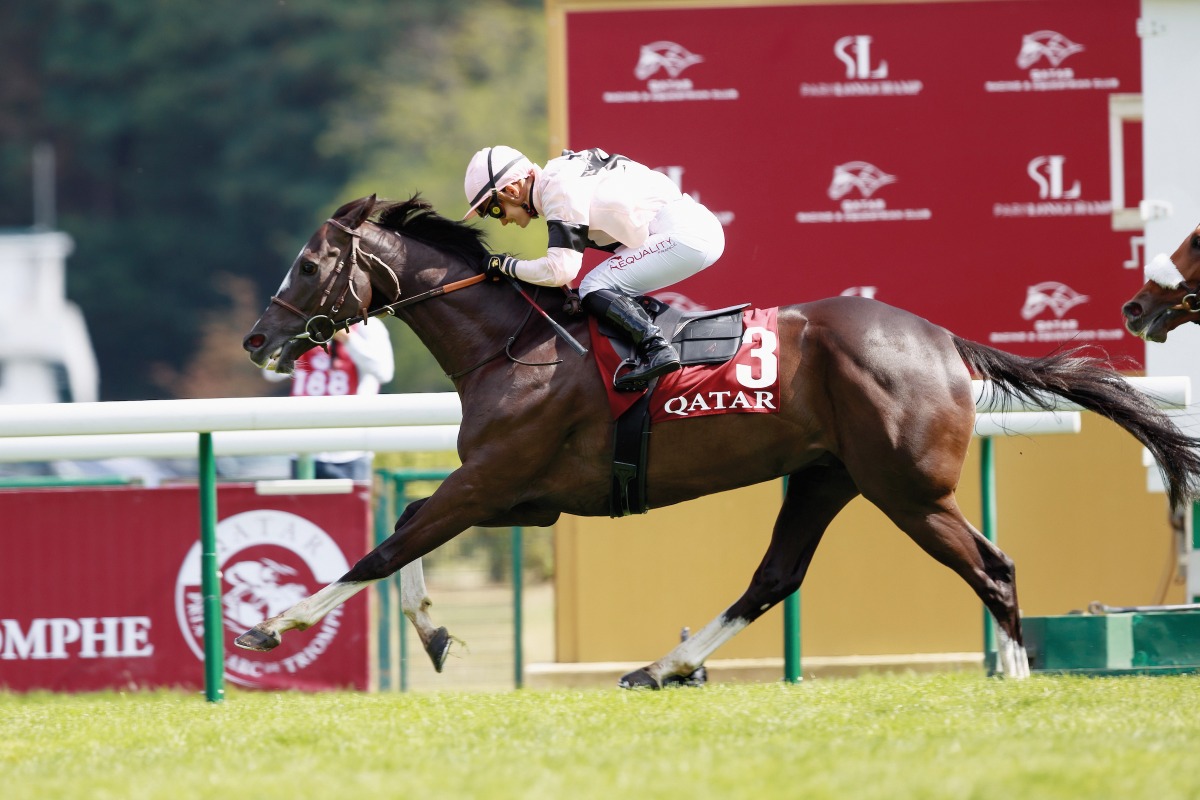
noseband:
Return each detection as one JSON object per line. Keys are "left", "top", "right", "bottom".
{"left": 1140, "top": 252, "right": 1200, "bottom": 315}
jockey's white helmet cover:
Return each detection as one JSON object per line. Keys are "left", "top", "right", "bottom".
{"left": 463, "top": 145, "right": 534, "bottom": 219}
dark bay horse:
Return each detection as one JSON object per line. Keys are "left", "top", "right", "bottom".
{"left": 1123, "top": 222, "right": 1200, "bottom": 342}
{"left": 238, "top": 195, "right": 1200, "bottom": 687}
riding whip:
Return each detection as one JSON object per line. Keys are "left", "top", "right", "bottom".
{"left": 506, "top": 277, "right": 589, "bottom": 357}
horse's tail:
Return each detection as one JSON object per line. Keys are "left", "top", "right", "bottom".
{"left": 952, "top": 336, "right": 1200, "bottom": 509}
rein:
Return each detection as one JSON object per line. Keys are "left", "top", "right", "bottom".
{"left": 271, "top": 218, "right": 564, "bottom": 376}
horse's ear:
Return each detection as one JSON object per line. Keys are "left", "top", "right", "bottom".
{"left": 331, "top": 194, "right": 378, "bottom": 229}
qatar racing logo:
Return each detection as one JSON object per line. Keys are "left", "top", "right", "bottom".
{"left": 175, "top": 509, "right": 350, "bottom": 687}
{"left": 634, "top": 41, "right": 704, "bottom": 80}
{"left": 1021, "top": 282, "right": 1089, "bottom": 320}
{"left": 828, "top": 161, "right": 897, "bottom": 200}
{"left": 1016, "top": 30, "right": 1084, "bottom": 69}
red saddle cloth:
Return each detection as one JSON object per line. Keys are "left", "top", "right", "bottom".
{"left": 590, "top": 306, "right": 781, "bottom": 423}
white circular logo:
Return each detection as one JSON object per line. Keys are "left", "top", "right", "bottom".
{"left": 174, "top": 509, "right": 350, "bottom": 687}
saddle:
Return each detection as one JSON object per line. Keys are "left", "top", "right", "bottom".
{"left": 602, "top": 296, "right": 750, "bottom": 517}
{"left": 598, "top": 296, "right": 749, "bottom": 382}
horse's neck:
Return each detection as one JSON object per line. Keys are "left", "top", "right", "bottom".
{"left": 372, "top": 237, "right": 528, "bottom": 380}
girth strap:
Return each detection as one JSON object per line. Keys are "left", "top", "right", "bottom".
{"left": 610, "top": 382, "right": 654, "bottom": 517}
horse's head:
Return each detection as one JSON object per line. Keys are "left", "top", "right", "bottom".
{"left": 243, "top": 195, "right": 382, "bottom": 374}
{"left": 1122, "top": 224, "right": 1200, "bottom": 343}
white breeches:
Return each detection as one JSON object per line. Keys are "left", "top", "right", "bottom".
{"left": 578, "top": 196, "right": 725, "bottom": 298}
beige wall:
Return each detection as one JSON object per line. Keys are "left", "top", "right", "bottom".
{"left": 554, "top": 417, "right": 1183, "bottom": 662}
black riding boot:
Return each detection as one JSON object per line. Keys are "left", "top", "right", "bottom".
{"left": 582, "top": 289, "right": 681, "bottom": 391}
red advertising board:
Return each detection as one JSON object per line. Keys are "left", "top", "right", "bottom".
{"left": 0, "top": 484, "right": 371, "bottom": 692}
{"left": 562, "top": 0, "right": 1144, "bottom": 364}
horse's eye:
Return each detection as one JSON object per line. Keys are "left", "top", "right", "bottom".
{"left": 300, "top": 261, "right": 318, "bottom": 275}
{"left": 1192, "top": 235, "right": 1200, "bottom": 252}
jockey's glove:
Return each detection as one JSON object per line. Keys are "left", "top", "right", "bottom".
{"left": 483, "top": 254, "right": 519, "bottom": 280}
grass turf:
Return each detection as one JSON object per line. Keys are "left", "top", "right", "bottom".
{"left": 2, "top": 672, "right": 1197, "bottom": 799}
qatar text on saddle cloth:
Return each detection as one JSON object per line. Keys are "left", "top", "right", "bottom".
{"left": 591, "top": 306, "right": 781, "bottom": 422}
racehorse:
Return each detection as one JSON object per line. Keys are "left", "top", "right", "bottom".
{"left": 238, "top": 194, "right": 1200, "bottom": 687}
{"left": 1122, "top": 222, "right": 1200, "bottom": 342}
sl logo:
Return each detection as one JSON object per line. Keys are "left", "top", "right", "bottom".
{"left": 1027, "top": 155, "right": 1081, "bottom": 200}
{"left": 834, "top": 35, "right": 888, "bottom": 80}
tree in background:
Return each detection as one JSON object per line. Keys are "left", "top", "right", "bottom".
{"left": 327, "top": 4, "right": 548, "bottom": 393}
{"left": 0, "top": 0, "right": 546, "bottom": 399}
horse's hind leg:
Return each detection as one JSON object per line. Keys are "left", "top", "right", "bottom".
{"left": 620, "top": 461, "right": 860, "bottom": 689}
{"left": 869, "top": 492, "right": 1029, "bottom": 679}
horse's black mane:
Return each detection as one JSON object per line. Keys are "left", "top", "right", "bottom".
{"left": 373, "top": 195, "right": 489, "bottom": 266}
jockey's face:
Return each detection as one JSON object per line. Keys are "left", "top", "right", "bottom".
{"left": 494, "top": 181, "right": 535, "bottom": 229}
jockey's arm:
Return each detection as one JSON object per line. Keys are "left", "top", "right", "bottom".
{"left": 504, "top": 234, "right": 585, "bottom": 288}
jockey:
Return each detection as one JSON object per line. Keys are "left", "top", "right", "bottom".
{"left": 463, "top": 145, "right": 725, "bottom": 390}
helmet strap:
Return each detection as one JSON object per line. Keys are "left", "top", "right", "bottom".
{"left": 520, "top": 174, "right": 539, "bottom": 219}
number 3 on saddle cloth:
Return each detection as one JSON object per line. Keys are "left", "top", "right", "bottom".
{"left": 588, "top": 298, "right": 781, "bottom": 516}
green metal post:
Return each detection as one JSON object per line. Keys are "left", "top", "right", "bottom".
{"left": 296, "top": 453, "right": 316, "bottom": 479}
{"left": 1192, "top": 501, "right": 1199, "bottom": 604}
{"left": 980, "top": 436, "right": 998, "bottom": 672}
{"left": 782, "top": 477, "right": 801, "bottom": 683}
{"left": 374, "top": 473, "right": 393, "bottom": 690}
{"left": 394, "top": 474, "right": 409, "bottom": 692}
{"left": 0, "top": 476, "right": 133, "bottom": 489}
{"left": 512, "top": 526, "right": 524, "bottom": 689}
{"left": 198, "top": 432, "right": 224, "bottom": 703}
{"left": 783, "top": 592, "right": 801, "bottom": 683}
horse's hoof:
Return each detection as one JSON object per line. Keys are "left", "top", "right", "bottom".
{"left": 426, "top": 626, "right": 451, "bottom": 673}
{"left": 663, "top": 666, "right": 708, "bottom": 688}
{"left": 618, "top": 668, "right": 661, "bottom": 690}
{"left": 234, "top": 625, "right": 281, "bottom": 652}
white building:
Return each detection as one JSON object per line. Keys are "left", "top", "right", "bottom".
{"left": 0, "top": 231, "right": 98, "bottom": 403}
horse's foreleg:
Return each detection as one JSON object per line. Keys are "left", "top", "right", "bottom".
{"left": 235, "top": 468, "right": 520, "bottom": 654}
{"left": 234, "top": 578, "right": 377, "bottom": 651}
{"left": 236, "top": 498, "right": 451, "bottom": 657}
{"left": 620, "top": 463, "right": 859, "bottom": 689}
{"left": 234, "top": 565, "right": 452, "bottom": 659}
{"left": 398, "top": 559, "right": 454, "bottom": 672}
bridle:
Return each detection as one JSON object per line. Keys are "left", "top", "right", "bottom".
{"left": 268, "top": 218, "right": 563, "bottom": 378}
{"left": 1168, "top": 282, "right": 1200, "bottom": 315}
{"left": 270, "top": 218, "right": 489, "bottom": 346}
{"left": 1143, "top": 251, "right": 1200, "bottom": 315}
